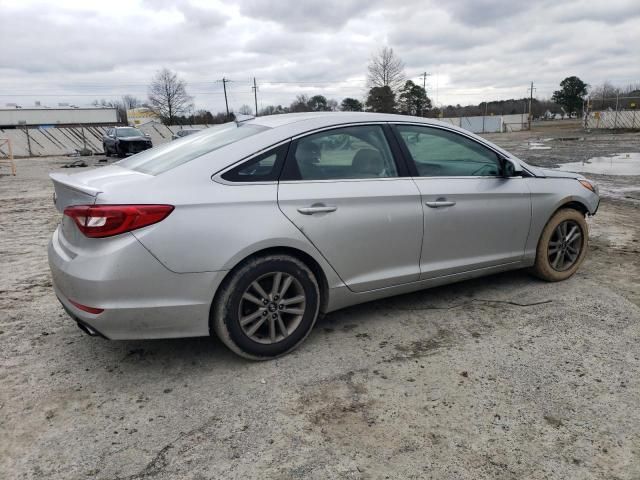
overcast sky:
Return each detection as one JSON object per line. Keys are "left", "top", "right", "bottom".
{"left": 1, "top": 0, "right": 639, "bottom": 113}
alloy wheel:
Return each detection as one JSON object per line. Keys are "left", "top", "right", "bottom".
{"left": 547, "top": 220, "right": 583, "bottom": 271}
{"left": 238, "top": 272, "right": 306, "bottom": 344}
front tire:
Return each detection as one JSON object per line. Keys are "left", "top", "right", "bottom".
{"left": 531, "top": 208, "right": 588, "bottom": 281}
{"left": 212, "top": 254, "right": 320, "bottom": 360}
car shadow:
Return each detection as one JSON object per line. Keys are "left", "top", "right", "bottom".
{"left": 63, "top": 269, "right": 542, "bottom": 374}
{"left": 318, "top": 268, "right": 538, "bottom": 325}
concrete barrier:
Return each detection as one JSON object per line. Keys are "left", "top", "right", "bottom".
{"left": 0, "top": 124, "right": 212, "bottom": 157}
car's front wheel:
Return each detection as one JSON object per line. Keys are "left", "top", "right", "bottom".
{"left": 532, "top": 208, "right": 588, "bottom": 281}
{"left": 212, "top": 254, "right": 320, "bottom": 360}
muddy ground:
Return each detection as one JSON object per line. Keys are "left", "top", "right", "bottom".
{"left": 1, "top": 121, "right": 639, "bottom": 479}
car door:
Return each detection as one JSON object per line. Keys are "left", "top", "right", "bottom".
{"left": 277, "top": 124, "right": 423, "bottom": 292}
{"left": 392, "top": 124, "right": 531, "bottom": 279}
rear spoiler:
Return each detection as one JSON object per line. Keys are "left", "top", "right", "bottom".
{"left": 50, "top": 173, "right": 102, "bottom": 197}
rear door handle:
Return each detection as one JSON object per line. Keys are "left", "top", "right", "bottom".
{"left": 425, "top": 200, "right": 456, "bottom": 208}
{"left": 297, "top": 205, "right": 338, "bottom": 215}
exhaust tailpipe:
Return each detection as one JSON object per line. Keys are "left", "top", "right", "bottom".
{"left": 77, "top": 321, "right": 99, "bottom": 336}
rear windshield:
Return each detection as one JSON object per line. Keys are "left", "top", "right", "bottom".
{"left": 118, "top": 123, "right": 269, "bottom": 175}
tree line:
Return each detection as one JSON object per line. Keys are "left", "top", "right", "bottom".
{"left": 94, "top": 47, "right": 638, "bottom": 125}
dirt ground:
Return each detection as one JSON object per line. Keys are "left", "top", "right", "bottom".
{"left": 1, "top": 121, "right": 639, "bottom": 479}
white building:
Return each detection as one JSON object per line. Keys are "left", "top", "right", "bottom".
{"left": 0, "top": 107, "right": 118, "bottom": 127}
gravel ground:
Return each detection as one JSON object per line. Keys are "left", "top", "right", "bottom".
{"left": 1, "top": 122, "right": 639, "bottom": 479}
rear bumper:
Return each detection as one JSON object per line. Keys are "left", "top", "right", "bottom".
{"left": 48, "top": 226, "right": 227, "bottom": 340}
{"left": 120, "top": 141, "right": 152, "bottom": 155}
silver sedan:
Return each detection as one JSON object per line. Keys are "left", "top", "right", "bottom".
{"left": 48, "top": 112, "right": 599, "bottom": 359}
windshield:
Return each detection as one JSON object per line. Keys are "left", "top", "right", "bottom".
{"left": 117, "top": 122, "right": 269, "bottom": 175}
{"left": 116, "top": 128, "right": 144, "bottom": 137}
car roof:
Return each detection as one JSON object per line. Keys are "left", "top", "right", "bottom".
{"left": 249, "top": 111, "right": 446, "bottom": 129}
{"left": 245, "top": 112, "right": 513, "bottom": 157}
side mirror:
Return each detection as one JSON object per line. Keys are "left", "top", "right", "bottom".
{"left": 502, "top": 157, "right": 523, "bottom": 177}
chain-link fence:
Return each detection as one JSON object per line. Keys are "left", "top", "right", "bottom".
{"left": 585, "top": 96, "right": 640, "bottom": 130}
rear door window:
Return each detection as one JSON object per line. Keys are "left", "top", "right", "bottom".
{"left": 282, "top": 125, "right": 398, "bottom": 181}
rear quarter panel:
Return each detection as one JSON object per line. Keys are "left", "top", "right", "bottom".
{"left": 118, "top": 179, "right": 345, "bottom": 290}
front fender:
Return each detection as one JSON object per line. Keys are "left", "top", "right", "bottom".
{"left": 524, "top": 178, "right": 599, "bottom": 261}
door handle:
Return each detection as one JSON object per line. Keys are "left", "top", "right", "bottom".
{"left": 297, "top": 205, "right": 338, "bottom": 215}
{"left": 425, "top": 200, "right": 456, "bottom": 208}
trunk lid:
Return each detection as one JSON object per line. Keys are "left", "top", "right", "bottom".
{"left": 50, "top": 173, "right": 100, "bottom": 212}
{"left": 50, "top": 165, "right": 154, "bottom": 249}
{"left": 50, "top": 165, "right": 151, "bottom": 212}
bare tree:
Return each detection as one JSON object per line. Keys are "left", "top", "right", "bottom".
{"left": 122, "top": 95, "right": 142, "bottom": 109}
{"left": 148, "top": 68, "right": 193, "bottom": 124}
{"left": 289, "top": 94, "right": 311, "bottom": 112}
{"left": 367, "top": 47, "right": 406, "bottom": 92}
{"left": 238, "top": 104, "right": 253, "bottom": 115}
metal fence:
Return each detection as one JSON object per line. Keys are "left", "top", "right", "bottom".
{"left": 585, "top": 96, "right": 640, "bottom": 130}
{"left": 439, "top": 113, "right": 529, "bottom": 133}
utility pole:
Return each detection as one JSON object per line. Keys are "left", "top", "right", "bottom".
{"left": 252, "top": 77, "right": 258, "bottom": 117}
{"left": 421, "top": 72, "right": 431, "bottom": 91}
{"left": 421, "top": 72, "right": 431, "bottom": 117}
{"left": 221, "top": 77, "right": 230, "bottom": 120}
{"left": 528, "top": 81, "right": 535, "bottom": 130}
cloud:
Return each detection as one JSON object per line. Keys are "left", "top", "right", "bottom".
{"left": 0, "top": 0, "right": 638, "bottom": 112}
{"left": 235, "top": 0, "right": 385, "bottom": 31}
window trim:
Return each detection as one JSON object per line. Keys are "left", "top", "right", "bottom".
{"left": 390, "top": 123, "right": 530, "bottom": 179}
{"left": 212, "top": 140, "right": 291, "bottom": 185}
{"left": 280, "top": 122, "right": 410, "bottom": 183}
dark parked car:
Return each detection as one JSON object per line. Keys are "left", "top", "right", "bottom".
{"left": 103, "top": 127, "right": 152, "bottom": 157}
{"left": 171, "top": 128, "right": 202, "bottom": 140}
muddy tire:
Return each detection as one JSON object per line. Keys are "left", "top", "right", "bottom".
{"left": 211, "top": 254, "right": 320, "bottom": 360}
{"left": 531, "top": 208, "right": 588, "bottom": 282}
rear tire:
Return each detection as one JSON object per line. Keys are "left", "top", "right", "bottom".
{"left": 531, "top": 208, "right": 588, "bottom": 282}
{"left": 212, "top": 254, "right": 320, "bottom": 360}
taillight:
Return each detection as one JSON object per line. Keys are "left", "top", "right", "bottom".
{"left": 63, "top": 204, "right": 174, "bottom": 238}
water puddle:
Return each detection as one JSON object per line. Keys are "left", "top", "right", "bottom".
{"left": 556, "top": 153, "right": 640, "bottom": 176}
{"left": 528, "top": 142, "right": 551, "bottom": 150}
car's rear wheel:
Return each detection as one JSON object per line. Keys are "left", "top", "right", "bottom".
{"left": 212, "top": 254, "right": 320, "bottom": 360}
{"left": 531, "top": 208, "right": 588, "bottom": 281}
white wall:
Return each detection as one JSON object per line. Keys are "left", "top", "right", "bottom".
{"left": 439, "top": 115, "right": 503, "bottom": 133}
{"left": 0, "top": 108, "right": 118, "bottom": 126}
